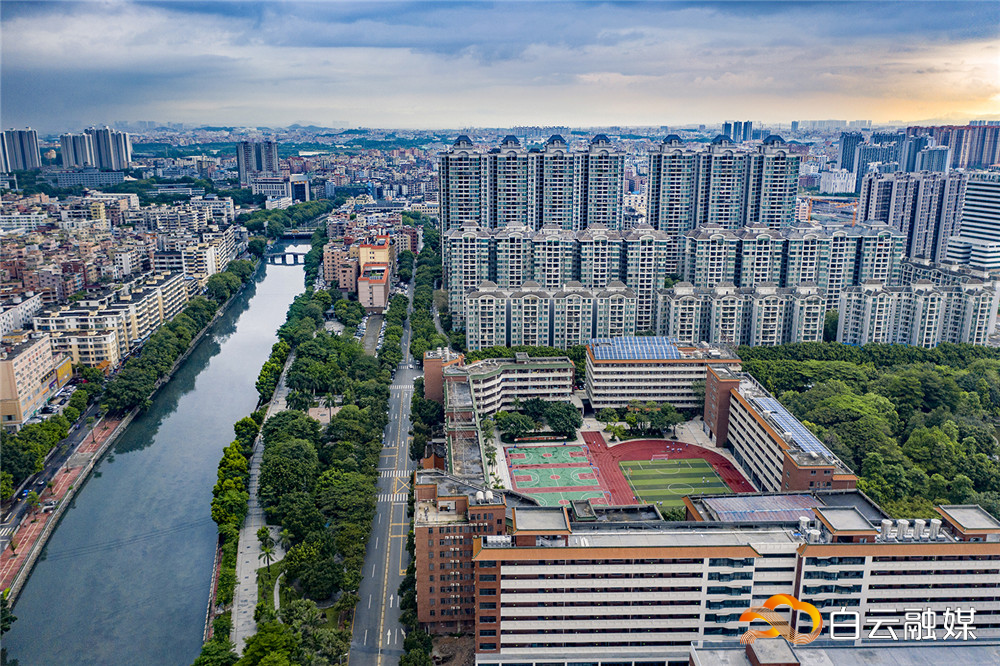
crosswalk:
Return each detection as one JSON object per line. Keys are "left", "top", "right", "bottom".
{"left": 378, "top": 469, "right": 410, "bottom": 478}
{"left": 0, "top": 526, "right": 14, "bottom": 537}
{"left": 390, "top": 383, "right": 413, "bottom": 391}
{"left": 377, "top": 493, "right": 409, "bottom": 503}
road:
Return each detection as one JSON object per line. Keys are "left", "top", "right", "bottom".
{"left": 350, "top": 279, "right": 419, "bottom": 665}
{"left": 0, "top": 402, "right": 100, "bottom": 549}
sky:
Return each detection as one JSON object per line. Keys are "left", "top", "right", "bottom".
{"left": 2, "top": 0, "right": 999, "bottom": 134}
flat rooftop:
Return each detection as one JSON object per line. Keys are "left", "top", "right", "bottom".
{"left": 692, "top": 641, "right": 1000, "bottom": 666}
{"left": 814, "top": 505, "right": 875, "bottom": 532}
{"left": 513, "top": 507, "right": 570, "bottom": 532}
{"left": 939, "top": 505, "right": 1000, "bottom": 531}
{"left": 564, "top": 527, "right": 798, "bottom": 549}
{"left": 700, "top": 494, "right": 820, "bottom": 522}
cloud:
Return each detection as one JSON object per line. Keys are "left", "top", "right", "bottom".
{"left": 1, "top": 1, "right": 998, "bottom": 132}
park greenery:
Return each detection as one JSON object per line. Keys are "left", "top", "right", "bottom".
{"left": 237, "top": 200, "right": 334, "bottom": 239}
{"left": 102, "top": 260, "right": 257, "bottom": 414}
{"left": 405, "top": 216, "right": 453, "bottom": 363}
{"left": 409, "top": 377, "right": 444, "bottom": 462}
{"left": 740, "top": 342, "right": 1000, "bottom": 519}
{"left": 595, "top": 401, "right": 685, "bottom": 441}
{"left": 199, "top": 273, "right": 405, "bottom": 663}
{"left": 495, "top": 398, "right": 584, "bottom": 441}
{"left": 397, "top": 249, "right": 415, "bottom": 283}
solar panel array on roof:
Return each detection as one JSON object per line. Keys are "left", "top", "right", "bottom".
{"left": 753, "top": 397, "right": 836, "bottom": 460}
{"left": 589, "top": 337, "right": 682, "bottom": 361}
{"left": 702, "top": 494, "right": 820, "bottom": 522}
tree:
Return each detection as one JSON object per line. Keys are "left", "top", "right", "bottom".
{"left": 285, "top": 390, "right": 313, "bottom": 412}
{"left": 257, "top": 527, "right": 275, "bottom": 550}
{"left": 236, "top": 621, "right": 297, "bottom": 666}
{"left": 522, "top": 398, "right": 549, "bottom": 425}
{"left": 247, "top": 237, "right": 267, "bottom": 258}
{"left": 495, "top": 411, "right": 535, "bottom": 440}
{"left": 824, "top": 310, "right": 839, "bottom": 342}
{"left": 544, "top": 402, "right": 583, "bottom": 438}
{"left": 259, "top": 543, "right": 276, "bottom": 573}
{"left": 1, "top": 591, "right": 16, "bottom": 636}
{"left": 596, "top": 408, "right": 619, "bottom": 425}
{"left": 26, "top": 490, "right": 40, "bottom": 512}
{"left": 192, "top": 638, "right": 238, "bottom": 666}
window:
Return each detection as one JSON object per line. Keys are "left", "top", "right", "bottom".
{"left": 479, "top": 602, "right": 497, "bottom": 610}
{"left": 479, "top": 643, "right": 497, "bottom": 651}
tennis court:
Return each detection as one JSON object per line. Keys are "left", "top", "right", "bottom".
{"left": 505, "top": 444, "right": 588, "bottom": 466}
{"left": 620, "top": 458, "right": 731, "bottom": 507}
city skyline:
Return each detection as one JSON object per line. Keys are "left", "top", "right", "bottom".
{"left": 2, "top": 1, "right": 999, "bottom": 134}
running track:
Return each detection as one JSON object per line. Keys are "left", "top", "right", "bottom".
{"left": 581, "top": 432, "right": 755, "bottom": 505}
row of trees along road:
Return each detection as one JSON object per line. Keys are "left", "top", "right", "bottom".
{"left": 198, "top": 285, "right": 395, "bottom": 665}
{"left": 740, "top": 341, "right": 1000, "bottom": 519}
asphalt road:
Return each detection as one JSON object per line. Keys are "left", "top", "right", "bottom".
{"left": 0, "top": 402, "right": 100, "bottom": 549}
{"left": 350, "top": 280, "right": 419, "bottom": 665}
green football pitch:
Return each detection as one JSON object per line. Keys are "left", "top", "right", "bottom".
{"left": 620, "top": 459, "right": 731, "bottom": 508}
{"left": 511, "top": 466, "right": 599, "bottom": 488}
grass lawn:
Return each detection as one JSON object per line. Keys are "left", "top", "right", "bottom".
{"left": 620, "top": 459, "right": 731, "bottom": 508}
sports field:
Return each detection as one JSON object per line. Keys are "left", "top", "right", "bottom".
{"left": 530, "top": 491, "right": 608, "bottom": 507}
{"left": 620, "top": 458, "right": 731, "bottom": 508}
{"left": 512, "top": 466, "right": 600, "bottom": 488}
{"left": 506, "top": 445, "right": 588, "bottom": 466}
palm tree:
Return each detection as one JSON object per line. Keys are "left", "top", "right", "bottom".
{"left": 86, "top": 416, "right": 96, "bottom": 445}
{"left": 259, "top": 543, "right": 275, "bottom": 573}
{"left": 323, "top": 392, "right": 337, "bottom": 421}
{"left": 257, "top": 527, "right": 275, "bottom": 551}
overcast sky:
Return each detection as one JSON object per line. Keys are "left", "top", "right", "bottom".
{"left": 2, "top": 1, "right": 998, "bottom": 133}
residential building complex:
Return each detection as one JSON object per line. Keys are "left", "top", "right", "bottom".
{"left": 646, "top": 135, "right": 800, "bottom": 270}
{"left": 2, "top": 128, "right": 41, "bottom": 171}
{"left": 84, "top": 127, "right": 132, "bottom": 170}
{"left": 33, "top": 272, "right": 190, "bottom": 370}
{"left": 464, "top": 281, "right": 637, "bottom": 352}
{"left": 907, "top": 124, "right": 1000, "bottom": 169}
{"left": 585, "top": 337, "right": 740, "bottom": 410}
{"left": 654, "top": 282, "right": 826, "bottom": 346}
{"left": 858, "top": 170, "right": 967, "bottom": 261}
{"left": 236, "top": 140, "right": 280, "bottom": 186}
{"left": 837, "top": 280, "right": 998, "bottom": 347}
{"left": 357, "top": 263, "right": 390, "bottom": 312}
{"left": 60, "top": 132, "right": 96, "bottom": 168}
{"left": 439, "top": 135, "right": 624, "bottom": 232}
{"left": 680, "top": 221, "right": 906, "bottom": 310}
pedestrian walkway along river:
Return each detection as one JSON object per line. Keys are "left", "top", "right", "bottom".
{"left": 2, "top": 247, "right": 307, "bottom": 666}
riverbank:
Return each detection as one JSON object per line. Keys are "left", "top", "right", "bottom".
{"left": 0, "top": 261, "right": 261, "bottom": 605}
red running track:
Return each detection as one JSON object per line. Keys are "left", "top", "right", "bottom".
{"left": 580, "top": 432, "right": 755, "bottom": 505}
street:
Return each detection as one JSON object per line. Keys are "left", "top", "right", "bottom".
{"left": 0, "top": 402, "right": 100, "bottom": 550}
{"left": 350, "top": 279, "right": 419, "bottom": 665}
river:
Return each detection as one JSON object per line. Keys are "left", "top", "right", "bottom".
{"left": 2, "top": 247, "right": 307, "bottom": 666}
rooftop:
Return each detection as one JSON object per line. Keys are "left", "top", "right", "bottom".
{"left": 938, "top": 505, "right": 1000, "bottom": 532}
{"left": 588, "top": 337, "right": 738, "bottom": 362}
{"left": 699, "top": 494, "right": 820, "bottom": 523}
{"left": 513, "top": 507, "right": 570, "bottom": 533}
{"left": 814, "top": 505, "right": 876, "bottom": 532}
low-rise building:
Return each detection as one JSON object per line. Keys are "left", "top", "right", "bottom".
{"left": 0, "top": 291, "right": 44, "bottom": 337}
{"left": 442, "top": 352, "right": 575, "bottom": 417}
{"left": 704, "top": 366, "right": 857, "bottom": 493}
{"left": 358, "top": 262, "right": 390, "bottom": 312}
{"left": 0, "top": 332, "right": 72, "bottom": 431}
{"left": 585, "top": 337, "right": 740, "bottom": 410}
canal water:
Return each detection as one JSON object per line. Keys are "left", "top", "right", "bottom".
{"left": 3, "top": 247, "right": 306, "bottom": 665}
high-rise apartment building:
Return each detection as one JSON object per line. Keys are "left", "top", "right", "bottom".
{"left": 2, "top": 128, "right": 41, "bottom": 171}
{"left": 908, "top": 124, "right": 1000, "bottom": 169}
{"left": 645, "top": 135, "right": 799, "bottom": 272}
{"left": 464, "top": 280, "right": 637, "bottom": 351}
{"left": 236, "top": 140, "right": 280, "bottom": 186}
{"left": 946, "top": 172, "right": 1000, "bottom": 271}
{"left": 60, "top": 132, "right": 96, "bottom": 168}
{"left": 838, "top": 280, "right": 998, "bottom": 347}
{"left": 655, "top": 282, "right": 826, "bottom": 346}
{"left": 680, "top": 222, "right": 905, "bottom": 310}
{"left": 837, "top": 131, "right": 864, "bottom": 172}
{"left": 858, "top": 171, "right": 967, "bottom": 262}
{"left": 438, "top": 134, "right": 622, "bottom": 232}
{"left": 84, "top": 127, "right": 132, "bottom": 170}
{"left": 915, "top": 145, "right": 952, "bottom": 172}
{"left": 852, "top": 143, "right": 898, "bottom": 191}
